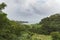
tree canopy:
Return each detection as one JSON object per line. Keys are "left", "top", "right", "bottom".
{"left": 0, "top": 2, "right": 6, "bottom": 11}
{"left": 39, "top": 14, "right": 60, "bottom": 34}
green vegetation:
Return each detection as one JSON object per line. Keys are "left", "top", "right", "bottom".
{"left": 0, "top": 2, "right": 60, "bottom": 40}
{"left": 32, "top": 34, "right": 52, "bottom": 40}
{"left": 51, "top": 32, "right": 60, "bottom": 40}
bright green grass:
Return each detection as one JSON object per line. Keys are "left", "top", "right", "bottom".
{"left": 32, "top": 34, "right": 52, "bottom": 40}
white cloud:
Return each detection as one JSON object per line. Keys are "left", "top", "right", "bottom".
{"left": 0, "top": 0, "right": 60, "bottom": 23}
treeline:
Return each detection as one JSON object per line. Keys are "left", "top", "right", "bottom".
{"left": 0, "top": 12, "right": 41, "bottom": 40}
{"left": 0, "top": 2, "right": 60, "bottom": 40}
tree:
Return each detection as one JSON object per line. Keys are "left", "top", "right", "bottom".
{"left": 0, "top": 2, "right": 6, "bottom": 11}
{"left": 0, "top": 3, "right": 20, "bottom": 40}
{"left": 39, "top": 14, "right": 60, "bottom": 35}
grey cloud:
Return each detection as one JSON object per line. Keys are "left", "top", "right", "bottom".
{"left": 0, "top": 0, "right": 60, "bottom": 23}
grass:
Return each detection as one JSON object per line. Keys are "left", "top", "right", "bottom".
{"left": 32, "top": 34, "right": 52, "bottom": 40}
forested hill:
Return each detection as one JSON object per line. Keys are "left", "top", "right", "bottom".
{"left": 0, "top": 2, "right": 60, "bottom": 40}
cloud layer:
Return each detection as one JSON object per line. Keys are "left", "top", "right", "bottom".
{"left": 0, "top": 0, "right": 60, "bottom": 23}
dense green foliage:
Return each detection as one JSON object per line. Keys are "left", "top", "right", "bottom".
{"left": 0, "top": 2, "right": 60, "bottom": 40}
{"left": 51, "top": 32, "right": 60, "bottom": 40}
{"left": 39, "top": 14, "right": 60, "bottom": 35}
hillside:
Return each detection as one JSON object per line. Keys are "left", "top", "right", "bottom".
{"left": 0, "top": 2, "right": 60, "bottom": 40}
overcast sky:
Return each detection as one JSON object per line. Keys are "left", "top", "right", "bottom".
{"left": 0, "top": 0, "right": 60, "bottom": 24}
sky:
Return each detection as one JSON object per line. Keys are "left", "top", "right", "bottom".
{"left": 0, "top": 0, "right": 60, "bottom": 24}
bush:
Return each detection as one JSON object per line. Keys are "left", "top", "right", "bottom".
{"left": 51, "top": 32, "right": 60, "bottom": 40}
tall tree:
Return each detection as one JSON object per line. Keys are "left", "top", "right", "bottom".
{"left": 0, "top": 2, "right": 6, "bottom": 11}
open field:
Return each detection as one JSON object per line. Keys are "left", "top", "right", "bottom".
{"left": 32, "top": 34, "right": 52, "bottom": 40}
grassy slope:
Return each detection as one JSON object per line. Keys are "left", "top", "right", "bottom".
{"left": 32, "top": 34, "right": 52, "bottom": 40}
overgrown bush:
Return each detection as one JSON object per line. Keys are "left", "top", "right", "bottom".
{"left": 51, "top": 32, "right": 60, "bottom": 40}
